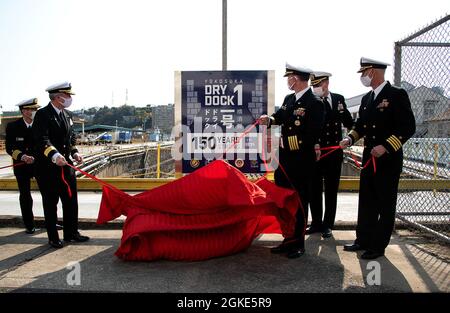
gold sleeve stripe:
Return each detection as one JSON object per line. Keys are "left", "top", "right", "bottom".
{"left": 389, "top": 135, "right": 402, "bottom": 150}
{"left": 387, "top": 137, "right": 401, "bottom": 151}
{"left": 391, "top": 135, "right": 402, "bottom": 148}
{"left": 12, "top": 150, "right": 22, "bottom": 160}
{"left": 288, "top": 136, "right": 300, "bottom": 151}
{"left": 348, "top": 130, "right": 360, "bottom": 142}
{"left": 44, "top": 146, "right": 57, "bottom": 157}
{"left": 386, "top": 138, "right": 397, "bottom": 150}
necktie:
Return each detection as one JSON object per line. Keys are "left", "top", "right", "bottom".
{"left": 323, "top": 97, "right": 331, "bottom": 114}
{"left": 369, "top": 91, "right": 375, "bottom": 107}
{"left": 59, "top": 112, "right": 66, "bottom": 130}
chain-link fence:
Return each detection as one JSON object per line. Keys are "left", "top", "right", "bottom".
{"left": 394, "top": 14, "right": 450, "bottom": 243}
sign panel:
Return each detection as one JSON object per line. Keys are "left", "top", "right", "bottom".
{"left": 178, "top": 70, "right": 274, "bottom": 173}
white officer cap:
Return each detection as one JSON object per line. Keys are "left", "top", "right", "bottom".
{"left": 284, "top": 62, "right": 313, "bottom": 78}
{"left": 358, "top": 57, "right": 391, "bottom": 73}
{"left": 310, "top": 71, "right": 332, "bottom": 86}
{"left": 15, "top": 98, "right": 40, "bottom": 109}
{"left": 45, "top": 81, "right": 75, "bottom": 95}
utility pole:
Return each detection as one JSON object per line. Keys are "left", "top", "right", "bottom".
{"left": 222, "top": 0, "right": 227, "bottom": 70}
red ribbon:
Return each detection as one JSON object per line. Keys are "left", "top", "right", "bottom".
{"left": 0, "top": 162, "right": 25, "bottom": 170}
{"left": 345, "top": 148, "right": 376, "bottom": 173}
{"left": 61, "top": 167, "right": 72, "bottom": 198}
{"left": 317, "top": 145, "right": 341, "bottom": 160}
{"left": 66, "top": 163, "right": 125, "bottom": 195}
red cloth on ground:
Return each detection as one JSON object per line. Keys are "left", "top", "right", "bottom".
{"left": 97, "top": 160, "right": 299, "bottom": 261}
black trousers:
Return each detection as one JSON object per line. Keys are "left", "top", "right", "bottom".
{"left": 355, "top": 152, "right": 402, "bottom": 253}
{"left": 36, "top": 165, "right": 79, "bottom": 242}
{"left": 310, "top": 150, "right": 343, "bottom": 230}
{"left": 15, "top": 166, "right": 35, "bottom": 230}
{"left": 274, "top": 149, "right": 315, "bottom": 249}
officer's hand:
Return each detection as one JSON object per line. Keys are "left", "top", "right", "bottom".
{"left": 258, "top": 115, "right": 270, "bottom": 125}
{"left": 315, "top": 144, "right": 321, "bottom": 161}
{"left": 73, "top": 153, "right": 83, "bottom": 164}
{"left": 55, "top": 155, "right": 67, "bottom": 167}
{"left": 21, "top": 155, "right": 34, "bottom": 164}
{"left": 339, "top": 138, "right": 351, "bottom": 149}
{"left": 371, "top": 145, "right": 387, "bottom": 158}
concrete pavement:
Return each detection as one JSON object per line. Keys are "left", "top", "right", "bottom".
{"left": 0, "top": 227, "right": 448, "bottom": 293}
{"left": 0, "top": 190, "right": 360, "bottom": 222}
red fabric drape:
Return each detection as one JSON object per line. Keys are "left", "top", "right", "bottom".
{"left": 97, "top": 160, "right": 299, "bottom": 261}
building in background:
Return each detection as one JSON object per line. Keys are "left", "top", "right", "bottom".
{"left": 151, "top": 104, "right": 174, "bottom": 140}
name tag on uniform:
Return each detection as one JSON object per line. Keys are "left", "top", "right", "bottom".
{"left": 16, "top": 137, "right": 24, "bottom": 141}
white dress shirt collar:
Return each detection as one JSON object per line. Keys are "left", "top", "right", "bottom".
{"left": 51, "top": 102, "right": 62, "bottom": 115}
{"left": 295, "top": 86, "right": 310, "bottom": 101}
{"left": 373, "top": 80, "right": 388, "bottom": 99}
{"left": 23, "top": 119, "right": 33, "bottom": 128}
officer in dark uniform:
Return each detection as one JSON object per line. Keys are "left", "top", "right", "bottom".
{"left": 33, "top": 82, "right": 89, "bottom": 249}
{"left": 340, "top": 58, "right": 416, "bottom": 259}
{"left": 308, "top": 72, "right": 353, "bottom": 238}
{"left": 5, "top": 98, "right": 40, "bottom": 234}
{"left": 259, "top": 63, "right": 324, "bottom": 258}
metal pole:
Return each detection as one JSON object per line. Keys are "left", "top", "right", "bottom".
{"left": 433, "top": 143, "right": 438, "bottom": 196}
{"left": 394, "top": 42, "right": 402, "bottom": 86}
{"left": 396, "top": 214, "right": 450, "bottom": 244}
{"left": 222, "top": 0, "right": 227, "bottom": 70}
{"left": 157, "top": 143, "right": 161, "bottom": 179}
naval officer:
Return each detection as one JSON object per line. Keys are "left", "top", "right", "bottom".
{"left": 5, "top": 98, "right": 40, "bottom": 234}
{"left": 33, "top": 82, "right": 89, "bottom": 248}
{"left": 259, "top": 63, "right": 324, "bottom": 258}
{"left": 308, "top": 72, "right": 353, "bottom": 238}
{"left": 340, "top": 58, "right": 416, "bottom": 259}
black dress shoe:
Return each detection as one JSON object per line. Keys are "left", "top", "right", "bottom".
{"left": 25, "top": 227, "right": 36, "bottom": 234}
{"left": 287, "top": 248, "right": 305, "bottom": 259}
{"left": 64, "top": 233, "right": 90, "bottom": 242}
{"left": 343, "top": 243, "right": 364, "bottom": 252}
{"left": 56, "top": 224, "right": 64, "bottom": 230}
{"left": 322, "top": 228, "right": 332, "bottom": 238}
{"left": 305, "top": 226, "right": 322, "bottom": 235}
{"left": 361, "top": 250, "right": 384, "bottom": 260}
{"left": 270, "top": 238, "right": 298, "bottom": 254}
{"left": 49, "top": 240, "right": 64, "bottom": 249}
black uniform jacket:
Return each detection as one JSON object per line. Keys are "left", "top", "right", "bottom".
{"left": 271, "top": 88, "right": 324, "bottom": 153}
{"left": 318, "top": 92, "right": 353, "bottom": 147}
{"left": 32, "top": 103, "right": 79, "bottom": 171}
{"left": 5, "top": 118, "right": 35, "bottom": 176}
{"left": 349, "top": 82, "right": 416, "bottom": 168}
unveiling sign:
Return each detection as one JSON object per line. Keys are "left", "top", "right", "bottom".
{"left": 175, "top": 70, "right": 274, "bottom": 174}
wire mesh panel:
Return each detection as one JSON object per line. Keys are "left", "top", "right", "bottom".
{"left": 394, "top": 15, "right": 450, "bottom": 242}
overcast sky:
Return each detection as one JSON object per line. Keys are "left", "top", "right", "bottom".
{"left": 0, "top": 0, "right": 447, "bottom": 111}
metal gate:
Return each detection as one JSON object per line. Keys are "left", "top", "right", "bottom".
{"left": 394, "top": 15, "right": 450, "bottom": 243}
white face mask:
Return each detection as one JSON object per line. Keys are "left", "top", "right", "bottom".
{"left": 360, "top": 74, "right": 372, "bottom": 87}
{"left": 312, "top": 86, "right": 325, "bottom": 97}
{"left": 30, "top": 111, "right": 36, "bottom": 120}
{"left": 287, "top": 76, "right": 296, "bottom": 90}
{"left": 59, "top": 96, "right": 72, "bottom": 108}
